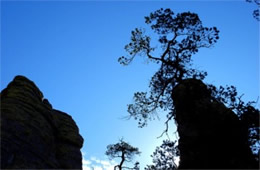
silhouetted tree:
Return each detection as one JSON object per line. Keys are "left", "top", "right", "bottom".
{"left": 118, "top": 8, "right": 219, "bottom": 134}
{"left": 145, "top": 140, "right": 179, "bottom": 170}
{"left": 118, "top": 7, "right": 259, "bottom": 167}
{"left": 106, "top": 139, "right": 141, "bottom": 170}
{"left": 246, "top": 0, "right": 260, "bottom": 21}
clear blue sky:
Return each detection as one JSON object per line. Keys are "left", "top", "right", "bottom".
{"left": 1, "top": 1, "right": 259, "bottom": 169}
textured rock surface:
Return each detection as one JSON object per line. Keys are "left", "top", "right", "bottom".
{"left": 1, "top": 75, "right": 84, "bottom": 169}
{"left": 172, "top": 79, "right": 258, "bottom": 169}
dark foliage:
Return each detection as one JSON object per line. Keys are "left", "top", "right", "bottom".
{"left": 246, "top": 0, "right": 260, "bottom": 21}
{"left": 240, "top": 106, "right": 260, "bottom": 158}
{"left": 106, "top": 139, "right": 140, "bottom": 170}
{"left": 208, "top": 84, "right": 260, "bottom": 159}
{"left": 145, "top": 140, "right": 179, "bottom": 170}
{"left": 118, "top": 8, "right": 219, "bottom": 130}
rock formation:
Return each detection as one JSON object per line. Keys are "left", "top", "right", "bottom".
{"left": 1, "top": 76, "right": 84, "bottom": 169}
{"left": 172, "top": 79, "right": 258, "bottom": 169}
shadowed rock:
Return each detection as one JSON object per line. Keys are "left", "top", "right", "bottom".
{"left": 172, "top": 79, "right": 258, "bottom": 169}
{"left": 1, "top": 75, "right": 84, "bottom": 169}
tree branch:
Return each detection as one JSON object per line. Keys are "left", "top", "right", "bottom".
{"left": 144, "top": 31, "right": 178, "bottom": 67}
{"left": 157, "top": 113, "right": 175, "bottom": 138}
{"left": 160, "top": 32, "right": 178, "bottom": 61}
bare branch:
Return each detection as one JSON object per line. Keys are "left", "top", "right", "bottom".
{"left": 157, "top": 113, "right": 174, "bottom": 138}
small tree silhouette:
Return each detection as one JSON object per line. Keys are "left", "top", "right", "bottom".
{"left": 106, "top": 139, "right": 141, "bottom": 170}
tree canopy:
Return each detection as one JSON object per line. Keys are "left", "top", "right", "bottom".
{"left": 118, "top": 8, "right": 219, "bottom": 130}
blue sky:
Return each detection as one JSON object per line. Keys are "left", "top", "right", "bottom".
{"left": 1, "top": 1, "right": 259, "bottom": 169}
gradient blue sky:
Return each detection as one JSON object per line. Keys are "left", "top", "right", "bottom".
{"left": 1, "top": 1, "right": 259, "bottom": 169}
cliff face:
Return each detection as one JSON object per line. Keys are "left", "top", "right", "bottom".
{"left": 172, "top": 79, "right": 258, "bottom": 169}
{"left": 1, "top": 76, "right": 84, "bottom": 169}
